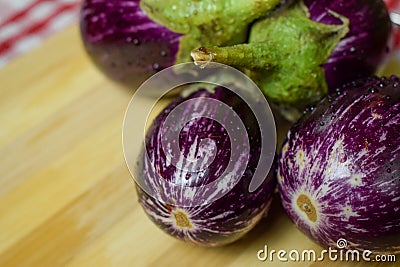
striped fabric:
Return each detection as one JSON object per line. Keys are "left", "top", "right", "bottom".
{"left": 385, "top": 0, "right": 400, "bottom": 53}
{"left": 0, "top": 0, "right": 81, "bottom": 68}
{"left": 0, "top": 0, "right": 399, "bottom": 68}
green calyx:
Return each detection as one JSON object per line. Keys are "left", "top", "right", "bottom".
{"left": 140, "top": 0, "right": 283, "bottom": 63}
{"left": 191, "top": 1, "right": 349, "bottom": 119}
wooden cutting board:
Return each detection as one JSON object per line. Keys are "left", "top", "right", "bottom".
{"left": 0, "top": 24, "right": 398, "bottom": 267}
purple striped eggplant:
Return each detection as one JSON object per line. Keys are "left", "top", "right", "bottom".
{"left": 191, "top": 0, "right": 391, "bottom": 121}
{"left": 277, "top": 75, "right": 400, "bottom": 253}
{"left": 135, "top": 87, "right": 276, "bottom": 246}
{"left": 79, "top": 0, "right": 181, "bottom": 89}
{"left": 79, "top": 0, "right": 289, "bottom": 90}
{"left": 305, "top": 0, "right": 392, "bottom": 91}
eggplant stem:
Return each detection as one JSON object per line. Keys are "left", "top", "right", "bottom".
{"left": 191, "top": 47, "right": 215, "bottom": 69}
{"left": 191, "top": 44, "right": 276, "bottom": 70}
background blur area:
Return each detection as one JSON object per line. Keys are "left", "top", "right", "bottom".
{"left": 0, "top": 0, "right": 81, "bottom": 68}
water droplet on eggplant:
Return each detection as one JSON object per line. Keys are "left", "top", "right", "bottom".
{"left": 152, "top": 63, "right": 160, "bottom": 70}
{"left": 160, "top": 50, "right": 167, "bottom": 57}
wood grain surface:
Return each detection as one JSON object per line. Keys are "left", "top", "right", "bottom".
{"left": 0, "top": 24, "right": 398, "bottom": 267}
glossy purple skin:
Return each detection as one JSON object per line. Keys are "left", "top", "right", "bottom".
{"left": 278, "top": 76, "right": 400, "bottom": 253}
{"left": 304, "top": 0, "right": 391, "bottom": 92}
{"left": 136, "top": 87, "right": 276, "bottom": 246}
{"left": 79, "top": 0, "right": 181, "bottom": 89}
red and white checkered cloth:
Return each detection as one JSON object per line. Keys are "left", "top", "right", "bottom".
{"left": 0, "top": 0, "right": 399, "bottom": 68}
{"left": 0, "top": 0, "right": 81, "bottom": 68}
{"left": 386, "top": 0, "right": 400, "bottom": 56}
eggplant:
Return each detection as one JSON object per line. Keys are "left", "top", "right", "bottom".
{"left": 79, "top": 0, "right": 288, "bottom": 89}
{"left": 135, "top": 87, "right": 276, "bottom": 246}
{"left": 191, "top": 0, "right": 391, "bottom": 121}
{"left": 79, "top": 0, "right": 181, "bottom": 89}
{"left": 277, "top": 75, "right": 400, "bottom": 253}
{"left": 305, "top": 0, "right": 392, "bottom": 91}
